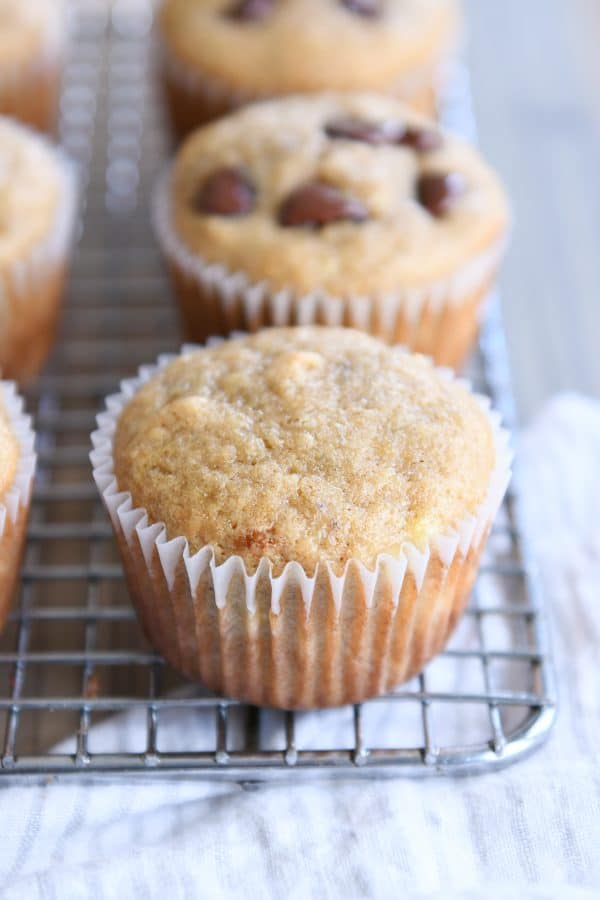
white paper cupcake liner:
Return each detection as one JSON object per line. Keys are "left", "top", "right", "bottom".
{"left": 0, "top": 382, "right": 36, "bottom": 531}
{"left": 90, "top": 341, "right": 512, "bottom": 709}
{"left": 0, "top": 123, "right": 78, "bottom": 380}
{"left": 159, "top": 41, "right": 266, "bottom": 117}
{"left": 160, "top": 41, "right": 447, "bottom": 106}
{"left": 0, "top": 380, "right": 36, "bottom": 631}
{"left": 153, "top": 168, "right": 507, "bottom": 367}
{"left": 158, "top": 39, "right": 452, "bottom": 137}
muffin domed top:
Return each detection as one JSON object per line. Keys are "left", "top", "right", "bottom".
{"left": 0, "top": 118, "right": 63, "bottom": 265}
{"left": 0, "top": 396, "right": 18, "bottom": 497}
{"left": 158, "top": 0, "right": 460, "bottom": 94}
{"left": 114, "top": 327, "right": 497, "bottom": 574}
{"left": 0, "top": 0, "right": 63, "bottom": 66}
{"left": 168, "top": 93, "right": 509, "bottom": 296}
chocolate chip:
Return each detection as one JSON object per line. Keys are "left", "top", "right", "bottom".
{"left": 326, "top": 118, "right": 442, "bottom": 154}
{"left": 340, "top": 0, "right": 381, "bottom": 17}
{"left": 399, "top": 127, "right": 443, "bottom": 153}
{"left": 325, "top": 117, "right": 404, "bottom": 146}
{"left": 226, "top": 0, "right": 274, "bottom": 21}
{"left": 279, "top": 181, "right": 368, "bottom": 228}
{"left": 193, "top": 168, "right": 255, "bottom": 217}
{"left": 417, "top": 172, "right": 465, "bottom": 217}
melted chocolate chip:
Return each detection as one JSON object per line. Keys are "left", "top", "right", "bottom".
{"left": 417, "top": 172, "right": 465, "bottom": 217}
{"left": 226, "top": 0, "right": 274, "bottom": 21}
{"left": 399, "top": 127, "right": 443, "bottom": 153}
{"left": 279, "top": 181, "right": 368, "bottom": 228}
{"left": 325, "top": 117, "right": 404, "bottom": 146}
{"left": 193, "top": 168, "right": 255, "bottom": 217}
{"left": 340, "top": 0, "right": 381, "bottom": 17}
{"left": 326, "top": 117, "right": 443, "bottom": 153}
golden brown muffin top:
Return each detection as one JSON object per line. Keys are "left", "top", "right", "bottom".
{"left": 0, "top": 0, "right": 63, "bottom": 66}
{"left": 0, "top": 395, "right": 18, "bottom": 497}
{"left": 0, "top": 117, "right": 63, "bottom": 266}
{"left": 114, "top": 328, "right": 496, "bottom": 574}
{"left": 158, "top": 0, "right": 460, "bottom": 94}
{"left": 168, "top": 93, "right": 509, "bottom": 296}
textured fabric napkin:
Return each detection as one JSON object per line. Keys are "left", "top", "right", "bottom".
{"left": 1, "top": 393, "right": 599, "bottom": 900}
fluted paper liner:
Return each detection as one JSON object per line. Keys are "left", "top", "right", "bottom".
{"left": 0, "top": 124, "right": 77, "bottom": 382}
{"left": 91, "top": 343, "right": 511, "bottom": 709}
{"left": 158, "top": 40, "right": 449, "bottom": 137}
{"left": 0, "top": 382, "right": 36, "bottom": 632}
{"left": 154, "top": 169, "right": 507, "bottom": 369}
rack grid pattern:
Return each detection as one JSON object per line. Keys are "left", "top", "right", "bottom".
{"left": 0, "top": 2, "right": 556, "bottom": 782}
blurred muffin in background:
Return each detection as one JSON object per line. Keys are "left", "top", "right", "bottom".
{"left": 0, "top": 117, "right": 77, "bottom": 382}
{"left": 0, "top": 0, "right": 66, "bottom": 134}
{"left": 154, "top": 93, "right": 509, "bottom": 369}
{"left": 157, "top": 0, "right": 462, "bottom": 139}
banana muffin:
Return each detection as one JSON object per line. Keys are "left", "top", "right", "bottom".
{"left": 0, "top": 117, "right": 77, "bottom": 382}
{"left": 0, "top": 381, "right": 36, "bottom": 634}
{"left": 0, "top": 0, "right": 65, "bottom": 133}
{"left": 92, "top": 327, "right": 511, "bottom": 708}
{"left": 155, "top": 93, "right": 509, "bottom": 368}
{"left": 157, "top": 0, "right": 461, "bottom": 137}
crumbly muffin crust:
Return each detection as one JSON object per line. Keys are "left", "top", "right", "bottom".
{"left": 114, "top": 327, "right": 496, "bottom": 574}
{"left": 158, "top": 0, "right": 460, "bottom": 94}
{"left": 0, "top": 117, "right": 62, "bottom": 265}
{"left": 0, "top": 396, "right": 18, "bottom": 497}
{"left": 169, "top": 93, "right": 509, "bottom": 296}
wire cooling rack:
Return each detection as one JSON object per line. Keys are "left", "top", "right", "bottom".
{"left": 0, "top": 1, "right": 556, "bottom": 783}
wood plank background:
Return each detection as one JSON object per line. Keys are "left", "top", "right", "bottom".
{"left": 466, "top": 0, "right": 600, "bottom": 421}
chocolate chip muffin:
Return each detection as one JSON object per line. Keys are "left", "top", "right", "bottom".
{"left": 154, "top": 93, "right": 509, "bottom": 368}
{"left": 0, "top": 380, "right": 36, "bottom": 634}
{"left": 157, "top": 0, "right": 461, "bottom": 137}
{"left": 0, "top": 117, "right": 77, "bottom": 382}
{"left": 92, "top": 327, "right": 511, "bottom": 708}
{"left": 0, "top": 0, "right": 65, "bottom": 133}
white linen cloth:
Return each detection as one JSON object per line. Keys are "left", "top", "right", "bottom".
{"left": 1, "top": 393, "right": 599, "bottom": 900}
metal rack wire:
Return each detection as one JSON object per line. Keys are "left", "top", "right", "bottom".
{"left": 0, "top": 1, "right": 556, "bottom": 782}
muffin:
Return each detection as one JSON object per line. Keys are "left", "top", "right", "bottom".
{"left": 0, "top": 380, "right": 36, "bottom": 634}
{"left": 157, "top": 0, "right": 462, "bottom": 137}
{"left": 0, "top": 0, "right": 66, "bottom": 134}
{"left": 91, "top": 327, "right": 511, "bottom": 709}
{"left": 0, "top": 117, "right": 77, "bottom": 382}
{"left": 154, "top": 93, "right": 509, "bottom": 368}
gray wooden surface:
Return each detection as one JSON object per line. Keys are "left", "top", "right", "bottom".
{"left": 466, "top": 0, "right": 600, "bottom": 422}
